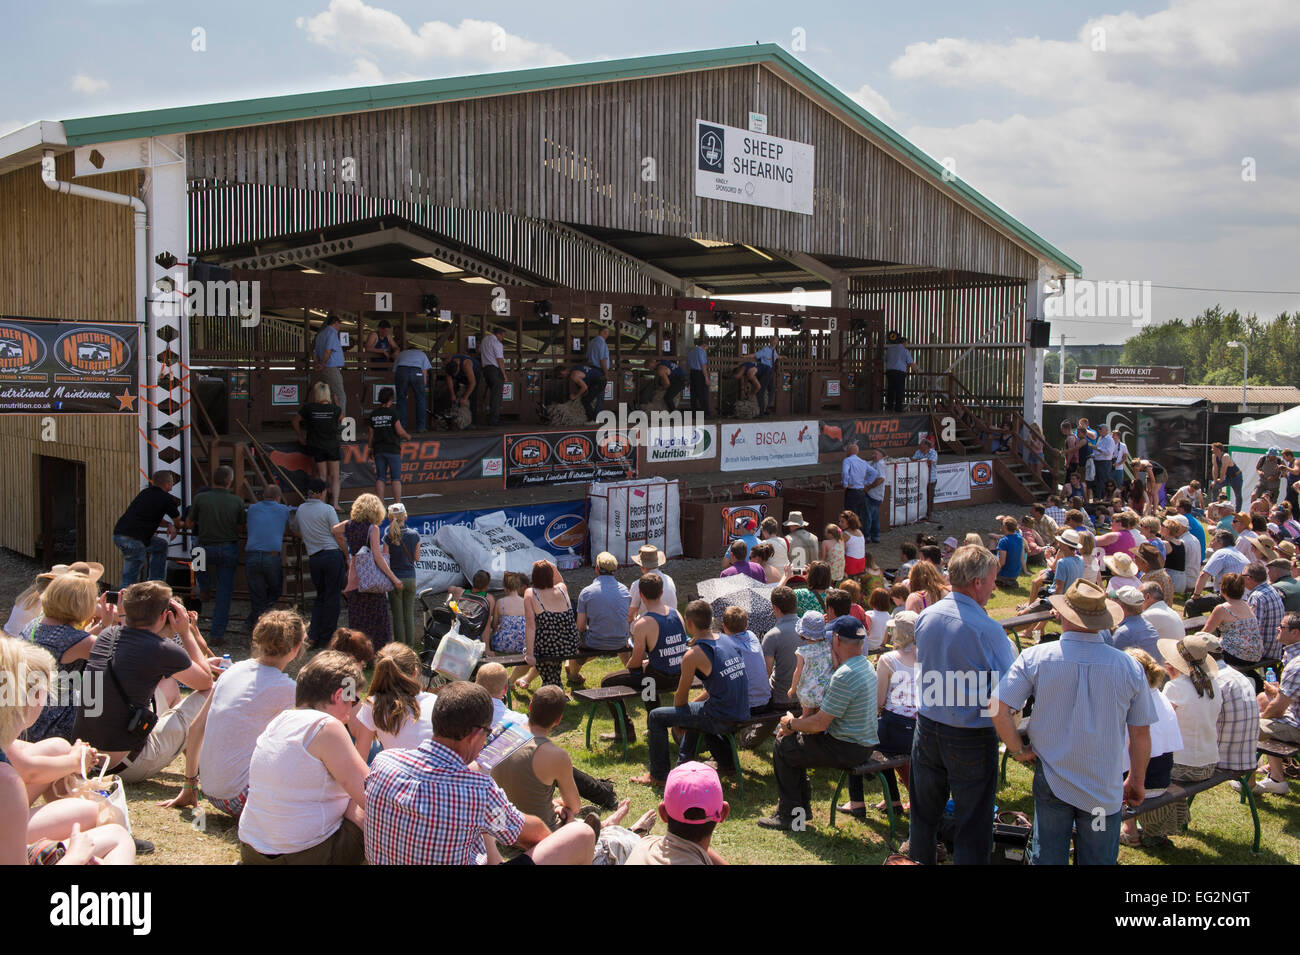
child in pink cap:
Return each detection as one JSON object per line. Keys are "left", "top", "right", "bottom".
{"left": 624, "top": 762, "right": 730, "bottom": 865}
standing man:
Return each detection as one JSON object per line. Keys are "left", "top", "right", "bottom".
{"left": 479, "top": 326, "right": 507, "bottom": 427}
{"left": 758, "top": 616, "right": 878, "bottom": 831}
{"left": 313, "top": 312, "right": 347, "bottom": 418}
{"left": 990, "top": 578, "right": 1155, "bottom": 865}
{"left": 293, "top": 477, "right": 346, "bottom": 648}
{"left": 443, "top": 353, "right": 481, "bottom": 426}
{"left": 392, "top": 339, "right": 432, "bottom": 433}
{"left": 185, "top": 465, "right": 245, "bottom": 646}
{"left": 654, "top": 359, "right": 688, "bottom": 412}
{"left": 908, "top": 545, "right": 1017, "bottom": 865}
{"left": 754, "top": 338, "right": 778, "bottom": 415}
{"left": 912, "top": 437, "right": 939, "bottom": 520}
{"left": 864, "top": 448, "right": 886, "bottom": 544}
{"left": 842, "top": 443, "right": 870, "bottom": 531}
{"left": 243, "top": 484, "right": 293, "bottom": 632}
{"left": 113, "top": 469, "right": 181, "bottom": 587}
{"left": 884, "top": 334, "right": 916, "bottom": 412}
{"left": 585, "top": 326, "right": 611, "bottom": 418}
{"left": 687, "top": 338, "right": 709, "bottom": 418}
{"left": 367, "top": 386, "right": 410, "bottom": 503}
{"left": 1093, "top": 423, "right": 1116, "bottom": 499}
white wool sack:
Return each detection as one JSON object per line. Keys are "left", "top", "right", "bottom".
{"left": 587, "top": 477, "right": 682, "bottom": 566}
{"left": 414, "top": 532, "right": 464, "bottom": 593}
{"left": 435, "top": 511, "right": 552, "bottom": 588}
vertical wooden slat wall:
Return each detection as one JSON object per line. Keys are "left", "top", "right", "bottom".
{"left": 0, "top": 156, "right": 139, "bottom": 580}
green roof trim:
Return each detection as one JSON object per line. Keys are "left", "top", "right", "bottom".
{"left": 59, "top": 44, "right": 1079, "bottom": 274}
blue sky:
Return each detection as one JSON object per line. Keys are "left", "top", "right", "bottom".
{"left": 5, "top": 0, "right": 1298, "bottom": 345}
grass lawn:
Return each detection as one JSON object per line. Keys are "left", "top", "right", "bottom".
{"left": 124, "top": 570, "right": 1300, "bottom": 865}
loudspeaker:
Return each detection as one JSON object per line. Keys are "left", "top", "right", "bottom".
{"left": 1029, "top": 319, "right": 1051, "bottom": 348}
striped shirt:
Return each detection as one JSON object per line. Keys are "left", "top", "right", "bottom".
{"left": 1045, "top": 506, "right": 1067, "bottom": 526}
{"left": 1214, "top": 663, "right": 1262, "bottom": 772}
{"left": 994, "top": 630, "right": 1156, "bottom": 814}
{"left": 1247, "top": 582, "right": 1286, "bottom": 660}
{"left": 820, "top": 654, "right": 879, "bottom": 748}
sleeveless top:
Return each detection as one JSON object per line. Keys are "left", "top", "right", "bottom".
{"left": 530, "top": 591, "right": 580, "bottom": 660}
{"left": 881, "top": 652, "right": 919, "bottom": 718}
{"left": 646, "top": 610, "right": 688, "bottom": 675}
{"left": 845, "top": 532, "right": 865, "bottom": 560}
{"left": 1218, "top": 607, "right": 1262, "bottom": 662}
{"left": 699, "top": 636, "right": 750, "bottom": 722}
{"left": 491, "top": 736, "right": 559, "bottom": 831}
{"left": 371, "top": 334, "right": 395, "bottom": 363}
{"left": 657, "top": 360, "right": 686, "bottom": 378}
{"left": 1102, "top": 529, "right": 1135, "bottom": 557}
{"left": 239, "top": 709, "right": 350, "bottom": 855}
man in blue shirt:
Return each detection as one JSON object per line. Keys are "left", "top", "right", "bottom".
{"left": 909, "top": 545, "right": 1016, "bottom": 865}
{"left": 864, "top": 448, "right": 886, "bottom": 543}
{"left": 884, "top": 335, "right": 916, "bottom": 412}
{"left": 585, "top": 326, "right": 610, "bottom": 379}
{"left": 313, "top": 313, "right": 347, "bottom": 418}
{"left": 995, "top": 517, "right": 1024, "bottom": 588}
{"left": 754, "top": 341, "right": 778, "bottom": 414}
{"left": 244, "top": 484, "right": 295, "bottom": 631}
{"left": 842, "top": 443, "right": 871, "bottom": 532}
{"left": 1049, "top": 529, "right": 1085, "bottom": 594}
{"left": 571, "top": 551, "right": 631, "bottom": 685}
{"left": 686, "top": 340, "right": 709, "bottom": 417}
{"left": 991, "top": 578, "right": 1154, "bottom": 865}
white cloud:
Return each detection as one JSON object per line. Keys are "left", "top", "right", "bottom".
{"left": 71, "top": 74, "right": 109, "bottom": 95}
{"left": 849, "top": 83, "right": 899, "bottom": 127}
{"left": 297, "top": 0, "right": 570, "bottom": 68}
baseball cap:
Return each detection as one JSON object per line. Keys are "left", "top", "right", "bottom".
{"left": 1171, "top": 514, "right": 1190, "bottom": 529}
{"left": 663, "top": 761, "right": 725, "bottom": 824}
{"left": 1114, "top": 586, "right": 1145, "bottom": 608}
{"left": 829, "top": 617, "right": 867, "bottom": 641}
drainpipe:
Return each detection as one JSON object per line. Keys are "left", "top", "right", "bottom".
{"left": 41, "top": 149, "right": 151, "bottom": 489}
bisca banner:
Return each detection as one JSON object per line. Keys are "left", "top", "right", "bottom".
{"left": 818, "top": 415, "right": 932, "bottom": 453}
{"left": 720, "top": 420, "right": 819, "bottom": 472}
{"left": 265, "top": 434, "right": 502, "bottom": 490}
{"left": 504, "top": 429, "right": 636, "bottom": 488}
{"left": 0, "top": 317, "right": 140, "bottom": 414}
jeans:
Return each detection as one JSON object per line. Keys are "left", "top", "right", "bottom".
{"left": 308, "top": 549, "right": 347, "bottom": 647}
{"left": 908, "top": 715, "right": 1000, "bottom": 865}
{"left": 394, "top": 366, "right": 426, "bottom": 432}
{"left": 115, "top": 534, "right": 169, "bottom": 587}
{"left": 689, "top": 369, "right": 709, "bottom": 416}
{"left": 582, "top": 375, "right": 606, "bottom": 421}
{"left": 483, "top": 364, "right": 504, "bottom": 425}
{"left": 774, "top": 731, "right": 874, "bottom": 821}
{"left": 756, "top": 365, "right": 775, "bottom": 413}
{"left": 196, "top": 541, "right": 239, "bottom": 644}
{"left": 864, "top": 496, "right": 882, "bottom": 543}
{"left": 1030, "top": 764, "right": 1121, "bottom": 865}
{"left": 850, "top": 709, "right": 914, "bottom": 802}
{"left": 244, "top": 550, "right": 283, "bottom": 630}
{"left": 646, "top": 701, "right": 734, "bottom": 781}
{"left": 1092, "top": 460, "right": 1111, "bottom": 499}
{"left": 387, "top": 576, "right": 417, "bottom": 646}
{"left": 844, "top": 488, "right": 868, "bottom": 533}
{"left": 664, "top": 376, "right": 685, "bottom": 411}
{"left": 885, "top": 369, "right": 907, "bottom": 412}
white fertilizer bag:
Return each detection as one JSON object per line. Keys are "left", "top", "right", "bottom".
{"left": 435, "top": 511, "right": 552, "bottom": 588}
{"left": 414, "top": 531, "right": 464, "bottom": 593}
{"left": 587, "top": 476, "right": 682, "bottom": 566}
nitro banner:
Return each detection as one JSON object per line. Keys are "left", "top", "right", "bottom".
{"left": 504, "top": 429, "right": 636, "bottom": 488}
{"left": 819, "top": 415, "right": 932, "bottom": 453}
{"left": 720, "top": 420, "right": 819, "bottom": 472}
{"left": 0, "top": 318, "right": 140, "bottom": 413}
{"left": 885, "top": 460, "right": 929, "bottom": 526}
{"left": 265, "top": 434, "right": 502, "bottom": 490}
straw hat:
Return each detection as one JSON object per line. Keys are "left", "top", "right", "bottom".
{"left": 1158, "top": 632, "right": 1220, "bottom": 677}
{"left": 1104, "top": 552, "right": 1139, "bottom": 578}
{"left": 1277, "top": 540, "right": 1297, "bottom": 560}
{"left": 38, "top": 561, "right": 104, "bottom": 584}
{"left": 1253, "top": 536, "right": 1278, "bottom": 561}
{"left": 1055, "top": 529, "right": 1081, "bottom": 549}
{"left": 1048, "top": 579, "right": 1122, "bottom": 631}
{"left": 783, "top": 511, "right": 810, "bottom": 529}
{"left": 630, "top": 545, "right": 666, "bottom": 570}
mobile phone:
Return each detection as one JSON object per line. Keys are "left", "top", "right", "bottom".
{"left": 105, "top": 590, "right": 120, "bottom": 604}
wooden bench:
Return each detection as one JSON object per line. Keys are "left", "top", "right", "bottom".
{"left": 574, "top": 686, "right": 641, "bottom": 759}
{"left": 1000, "top": 609, "right": 1056, "bottom": 650}
{"left": 1121, "top": 768, "right": 1260, "bottom": 855}
{"left": 667, "top": 710, "right": 785, "bottom": 795}
{"left": 829, "top": 751, "right": 911, "bottom": 846}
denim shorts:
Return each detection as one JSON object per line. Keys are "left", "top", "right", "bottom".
{"left": 375, "top": 452, "right": 402, "bottom": 482}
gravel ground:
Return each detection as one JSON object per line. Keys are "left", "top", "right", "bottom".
{"left": 0, "top": 499, "right": 1021, "bottom": 642}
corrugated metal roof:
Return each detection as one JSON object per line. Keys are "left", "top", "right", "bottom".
{"left": 1045, "top": 383, "right": 1300, "bottom": 404}
{"left": 34, "top": 44, "right": 1078, "bottom": 275}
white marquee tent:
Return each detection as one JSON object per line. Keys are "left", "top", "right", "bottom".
{"left": 1228, "top": 406, "right": 1300, "bottom": 502}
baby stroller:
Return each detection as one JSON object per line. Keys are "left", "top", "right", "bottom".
{"left": 417, "top": 589, "right": 457, "bottom": 688}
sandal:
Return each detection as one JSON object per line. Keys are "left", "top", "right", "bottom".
{"left": 1119, "top": 830, "right": 1143, "bottom": 847}
{"left": 837, "top": 803, "right": 867, "bottom": 819}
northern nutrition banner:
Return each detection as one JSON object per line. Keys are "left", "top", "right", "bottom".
{"left": 504, "top": 429, "right": 637, "bottom": 488}
{"left": 0, "top": 317, "right": 140, "bottom": 413}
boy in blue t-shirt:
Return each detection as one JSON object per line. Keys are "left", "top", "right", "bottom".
{"left": 996, "top": 516, "right": 1025, "bottom": 589}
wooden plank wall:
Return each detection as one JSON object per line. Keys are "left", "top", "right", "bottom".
{"left": 0, "top": 156, "right": 140, "bottom": 580}
{"left": 186, "top": 64, "right": 1042, "bottom": 282}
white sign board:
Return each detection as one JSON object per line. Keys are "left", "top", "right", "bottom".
{"left": 694, "top": 119, "right": 815, "bottom": 215}
{"left": 934, "top": 461, "right": 973, "bottom": 504}
{"left": 884, "top": 460, "right": 930, "bottom": 526}
{"left": 645, "top": 425, "right": 717, "bottom": 463}
{"left": 720, "top": 421, "right": 818, "bottom": 472}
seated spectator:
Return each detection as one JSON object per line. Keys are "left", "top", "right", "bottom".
{"left": 1252, "top": 612, "right": 1300, "bottom": 795}
{"left": 1208, "top": 639, "right": 1261, "bottom": 785}
{"left": 790, "top": 561, "right": 833, "bottom": 615}
{"left": 364, "top": 681, "right": 597, "bottom": 864}
{"left": 238, "top": 650, "right": 370, "bottom": 864}
{"left": 1244, "top": 561, "right": 1286, "bottom": 661}
{"left": 1173, "top": 513, "right": 1203, "bottom": 586}
{"left": 633, "top": 600, "right": 749, "bottom": 787}
{"left": 1267, "top": 557, "right": 1300, "bottom": 614}
{"left": 350, "top": 643, "right": 437, "bottom": 760}
{"left": 759, "top": 616, "right": 879, "bottom": 831}
{"left": 1140, "top": 581, "right": 1183, "bottom": 645}
{"left": 0, "top": 637, "right": 135, "bottom": 866}
{"left": 628, "top": 546, "right": 678, "bottom": 621}
{"left": 74, "top": 581, "right": 214, "bottom": 785}
{"left": 162, "top": 610, "right": 304, "bottom": 817}
{"left": 475, "top": 663, "right": 528, "bottom": 730}
{"left": 521, "top": 560, "right": 581, "bottom": 690}
{"left": 489, "top": 572, "right": 528, "bottom": 655}
{"left": 626, "top": 761, "right": 730, "bottom": 865}
{"left": 762, "top": 587, "right": 801, "bottom": 712}
{"left": 837, "top": 578, "right": 871, "bottom": 629}
{"left": 1107, "top": 587, "right": 1162, "bottom": 657}
{"left": 865, "top": 587, "right": 892, "bottom": 650}
{"left": 888, "top": 583, "right": 909, "bottom": 613}
{"left": 750, "top": 541, "right": 783, "bottom": 584}
{"left": 328, "top": 627, "right": 375, "bottom": 668}
{"left": 905, "top": 561, "right": 949, "bottom": 613}
{"left": 1160, "top": 518, "right": 1189, "bottom": 594}
{"left": 1189, "top": 530, "right": 1251, "bottom": 614}
{"left": 1204, "top": 573, "right": 1262, "bottom": 681}
{"left": 1095, "top": 510, "right": 1140, "bottom": 557}
{"left": 23, "top": 572, "right": 100, "bottom": 743}
{"left": 791, "top": 612, "right": 832, "bottom": 716}
{"left": 896, "top": 542, "right": 919, "bottom": 582}
{"left": 1050, "top": 529, "right": 1085, "bottom": 594}
{"left": 1138, "top": 633, "right": 1224, "bottom": 848}
{"left": 821, "top": 524, "right": 846, "bottom": 582}
{"left": 721, "top": 539, "right": 767, "bottom": 583}
{"left": 721, "top": 606, "right": 775, "bottom": 713}
{"left": 570, "top": 552, "right": 631, "bottom": 686}
{"left": 600, "top": 573, "right": 687, "bottom": 743}
{"left": 1137, "top": 517, "right": 1166, "bottom": 557}
{"left": 1118, "top": 648, "right": 1182, "bottom": 848}
{"left": 449, "top": 570, "right": 495, "bottom": 644}
{"left": 1105, "top": 552, "right": 1141, "bottom": 594}
{"left": 1133, "top": 543, "right": 1172, "bottom": 604}
{"left": 995, "top": 517, "right": 1024, "bottom": 588}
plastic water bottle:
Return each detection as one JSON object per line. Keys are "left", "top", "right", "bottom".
{"left": 943, "top": 798, "right": 955, "bottom": 818}
{"left": 221, "top": 654, "right": 232, "bottom": 670}
{"left": 1265, "top": 667, "right": 1277, "bottom": 685}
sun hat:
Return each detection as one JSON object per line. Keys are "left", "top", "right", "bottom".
{"left": 1277, "top": 540, "right": 1297, "bottom": 559}
{"left": 783, "top": 511, "right": 810, "bottom": 529}
{"left": 663, "top": 762, "right": 725, "bottom": 824}
{"left": 630, "top": 545, "right": 666, "bottom": 569}
{"left": 1158, "top": 632, "right": 1220, "bottom": 677}
{"left": 942, "top": 536, "right": 959, "bottom": 550}
{"left": 38, "top": 561, "right": 105, "bottom": 584}
{"left": 888, "top": 610, "right": 919, "bottom": 648}
{"left": 1055, "top": 529, "right": 1081, "bottom": 549}
{"left": 796, "top": 610, "right": 826, "bottom": 641}
{"left": 1253, "top": 537, "right": 1278, "bottom": 561}
{"left": 1104, "top": 552, "right": 1139, "bottom": 578}
{"left": 1048, "top": 579, "right": 1122, "bottom": 632}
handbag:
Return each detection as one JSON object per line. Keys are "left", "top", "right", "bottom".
{"left": 55, "top": 749, "right": 132, "bottom": 833}
{"left": 350, "top": 545, "right": 394, "bottom": 594}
